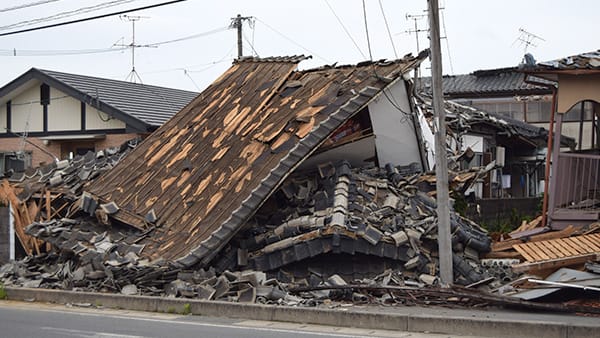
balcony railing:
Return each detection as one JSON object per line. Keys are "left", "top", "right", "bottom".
{"left": 552, "top": 152, "right": 600, "bottom": 212}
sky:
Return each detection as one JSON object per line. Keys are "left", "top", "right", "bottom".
{"left": 0, "top": 0, "right": 598, "bottom": 92}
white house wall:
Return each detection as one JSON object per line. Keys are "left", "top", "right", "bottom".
{"left": 85, "top": 103, "right": 126, "bottom": 130}
{"left": 300, "top": 136, "right": 376, "bottom": 170}
{"left": 0, "top": 104, "right": 6, "bottom": 134}
{"left": 11, "top": 84, "right": 43, "bottom": 133}
{"left": 368, "top": 80, "right": 422, "bottom": 167}
{"left": 47, "top": 88, "right": 80, "bottom": 131}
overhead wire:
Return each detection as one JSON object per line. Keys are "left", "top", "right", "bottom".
{"left": 440, "top": 7, "right": 454, "bottom": 74}
{"left": 377, "top": 0, "right": 398, "bottom": 59}
{"left": 254, "top": 17, "right": 330, "bottom": 63}
{"left": 324, "top": 0, "right": 367, "bottom": 60}
{"left": 242, "top": 32, "right": 259, "bottom": 57}
{"left": 0, "top": 46, "right": 129, "bottom": 56}
{"left": 0, "top": 0, "right": 138, "bottom": 31}
{"left": 0, "top": 0, "right": 188, "bottom": 37}
{"left": 147, "top": 26, "right": 229, "bottom": 46}
{"left": 361, "top": 0, "right": 372, "bottom": 61}
{"left": 0, "top": 0, "right": 61, "bottom": 13}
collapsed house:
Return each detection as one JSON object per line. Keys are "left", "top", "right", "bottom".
{"left": 2, "top": 54, "right": 599, "bottom": 313}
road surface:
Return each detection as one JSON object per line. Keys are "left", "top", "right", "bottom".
{"left": 0, "top": 300, "right": 481, "bottom": 338}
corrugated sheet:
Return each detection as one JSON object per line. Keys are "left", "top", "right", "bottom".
{"left": 38, "top": 69, "right": 199, "bottom": 126}
{"left": 85, "top": 53, "right": 427, "bottom": 266}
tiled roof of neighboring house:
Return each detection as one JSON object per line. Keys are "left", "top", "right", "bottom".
{"left": 416, "top": 95, "right": 575, "bottom": 149}
{"left": 85, "top": 52, "right": 428, "bottom": 267}
{"left": 0, "top": 68, "right": 199, "bottom": 131}
{"left": 420, "top": 68, "right": 551, "bottom": 98}
{"left": 537, "top": 50, "right": 600, "bottom": 70}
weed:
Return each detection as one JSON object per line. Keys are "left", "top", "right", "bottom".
{"left": 181, "top": 303, "right": 191, "bottom": 315}
{"left": 167, "top": 307, "right": 176, "bottom": 314}
{"left": 0, "top": 282, "right": 7, "bottom": 300}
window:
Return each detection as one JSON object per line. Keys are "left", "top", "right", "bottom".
{"left": 526, "top": 100, "right": 552, "bottom": 123}
{"left": 471, "top": 100, "right": 525, "bottom": 121}
{"left": 564, "top": 101, "right": 594, "bottom": 122}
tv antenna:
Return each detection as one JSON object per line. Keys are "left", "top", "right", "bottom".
{"left": 114, "top": 15, "right": 155, "bottom": 83}
{"left": 404, "top": 13, "right": 428, "bottom": 52}
{"left": 514, "top": 28, "right": 545, "bottom": 54}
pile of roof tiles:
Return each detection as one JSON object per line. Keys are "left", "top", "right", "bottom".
{"left": 1, "top": 159, "right": 499, "bottom": 305}
{"left": 214, "top": 161, "right": 493, "bottom": 287}
{"left": 9, "top": 137, "right": 141, "bottom": 199}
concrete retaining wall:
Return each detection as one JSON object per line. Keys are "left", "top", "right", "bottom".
{"left": 4, "top": 287, "right": 599, "bottom": 338}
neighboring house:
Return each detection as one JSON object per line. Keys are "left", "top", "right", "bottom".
{"left": 416, "top": 96, "right": 572, "bottom": 200}
{"left": 83, "top": 53, "right": 430, "bottom": 268}
{"left": 0, "top": 68, "right": 198, "bottom": 174}
{"left": 522, "top": 50, "right": 600, "bottom": 228}
{"left": 421, "top": 67, "right": 594, "bottom": 150}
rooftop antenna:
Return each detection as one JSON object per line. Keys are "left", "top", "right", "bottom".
{"left": 404, "top": 13, "right": 428, "bottom": 52}
{"left": 114, "top": 15, "right": 155, "bottom": 83}
{"left": 514, "top": 27, "right": 545, "bottom": 54}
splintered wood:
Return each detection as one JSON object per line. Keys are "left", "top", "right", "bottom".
{"left": 0, "top": 180, "right": 45, "bottom": 255}
{"left": 511, "top": 233, "right": 600, "bottom": 273}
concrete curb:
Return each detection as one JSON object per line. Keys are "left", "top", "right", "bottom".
{"left": 4, "top": 287, "right": 599, "bottom": 338}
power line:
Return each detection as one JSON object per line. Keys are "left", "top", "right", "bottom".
{"left": 0, "top": 0, "right": 137, "bottom": 31}
{"left": 378, "top": 0, "right": 398, "bottom": 59}
{"left": 324, "top": 0, "right": 366, "bottom": 60}
{"left": 0, "top": 0, "right": 61, "bottom": 13}
{"left": 254, "top": 17, "right": 330, "bottom": 63}
{"left": 439, "top": 8, "right": 454, "bottom": 74}
{"left": 361, "top": 0, "right": 372, "bottom": 61}
{"left": 0, "top": 46, "right": 129, "bottom": 56}
{"left": 0, "top": 0, "right": 188, "bottom": 37}
{"left": 148, "top": 26, "right": 228, "bottom": 46}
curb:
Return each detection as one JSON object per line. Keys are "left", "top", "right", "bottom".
{"left": 4, "top": 287, "right": 599, "bottom": 338}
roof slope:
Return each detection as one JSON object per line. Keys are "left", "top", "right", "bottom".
{"left": 421, "top": 68, "right": 550, "bottom": 98}
{"left": 85, "top": 53, "right": 427, "bottom": 267}
{"left": 0, "top": 68, "right": 198, "bottom": 130}
{"left": 38, "top": 69, "right": 198, "bottom": 127}
{"left": 537, "top": 50, "right": 600, "bottom": 70}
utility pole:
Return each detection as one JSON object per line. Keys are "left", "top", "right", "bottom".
{"left": 230, "top": 14, "right": 253, "bottom": 59}
{"left": 428, "top": 0, "right": 453, "bottom": 286}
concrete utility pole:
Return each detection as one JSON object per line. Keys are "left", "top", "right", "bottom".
{"left": 428, "top": 0, "right": 453, "bottom": 286}
{"left": 230, "top": 14, "right": 253, "bottom": 59}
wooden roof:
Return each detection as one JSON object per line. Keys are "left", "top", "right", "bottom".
{"left": 85, "top": 52, "right": 427, "bottom": 267}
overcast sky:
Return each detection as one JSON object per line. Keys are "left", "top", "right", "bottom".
{"left": 0, "top": 0, "right": 598, "bottom": 92}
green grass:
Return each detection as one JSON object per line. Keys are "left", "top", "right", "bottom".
{"left": 0, "top": 282, "right": 7, "bottom": 300}
{"left": 181, "top": 303, "right": 191, "bottom": 315}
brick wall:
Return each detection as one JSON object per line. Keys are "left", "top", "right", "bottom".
{"left": 1, "top": 133, "right": 146, "bottom": 168}
{"left": 0, "top": 137, "right": 60, "bottom": 166}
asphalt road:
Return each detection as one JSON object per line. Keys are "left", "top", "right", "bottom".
{"left": 0, "top": 300, "right": 477, "bottom": 338}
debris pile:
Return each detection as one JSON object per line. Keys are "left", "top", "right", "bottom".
{"left": 215, "top": 161, "right": 492, "bottom": 287}
{"left": 0, "top": 138, "right": 141, "bottom": 256}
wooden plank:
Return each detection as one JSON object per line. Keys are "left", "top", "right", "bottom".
{"left": 494, "top": 226, "right": 576, "bottom": 252}
{"left": 545, "top": 239, "right": 572, "bottom": 258}
{"left": 555, "top": 238, "right": 581, "bottom": 256}
{"left": 482, "top": 250, "right": 523, "bottom": 259}
{"left": 45, "top": 189, "right": 51, "bottom": 221}
{"left": 513, "top": 244, "right": 539, "bottom": 262}
{"left": 512, "top": 253, "right": 600, "bottom": 273}
{"left": 529, "top": 242, "right": 551, "bottom": 260}
{"left": 535, "top": 241, "right": 561, "bottom": 259}
{"left": 565, "top": 237, "right": 588, "bottom": 254}
{"left": 574, "top": 236, "right": 600, "bottom": 252}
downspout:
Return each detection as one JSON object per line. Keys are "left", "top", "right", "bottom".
{"left": 9, "top": 202, "right": 15, "bottom": 260}
{"left": 541, "top": 88, "right": 557, "bottom": 228}
{"left": 522, "top": 76, "right": 557, "bottom": 229}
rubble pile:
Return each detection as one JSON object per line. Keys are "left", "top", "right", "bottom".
{"left": 217, "top": 161, "right": 493, "bottom": 287}
{"left": 1, "top": 159, "right": 502, "bottom": 307}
